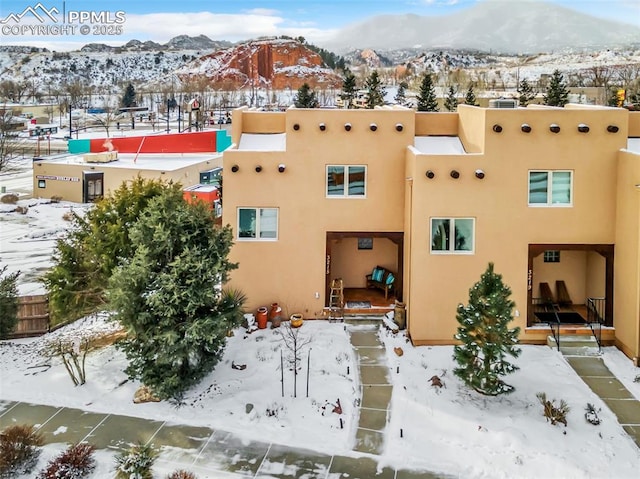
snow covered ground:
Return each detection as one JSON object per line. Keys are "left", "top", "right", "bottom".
{"left": 2, "top": 201, "right": 640, "bottom": 478}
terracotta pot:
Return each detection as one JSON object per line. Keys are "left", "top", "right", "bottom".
{"left": 256, "top": 307, "right": 268, "bottom": 329}
{"left": 269, "top": 303, "right": 282, "bottom": 321}
{"left": 290, "top": 313, "right": 303, "bottom": 328}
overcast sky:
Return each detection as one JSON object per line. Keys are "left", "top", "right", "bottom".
{"left": 1, "top": 0, "right": 639, "bottom": 51}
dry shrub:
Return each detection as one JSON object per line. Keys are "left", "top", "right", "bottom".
{"left": 62, "top": 211, "right": 74, "bottom": 222}
{"left": 536, "top": 392, "right": 570, "bottom": 426}
{"left": 37, "top": 442, "right": 96, "bottom": 479}
{"left": 167, "top": 470, "right": 198, "bottom": 479}
{"left": 0, "top": 424, "right": 44, "bottom": 478}
{"left": 0, "top": 194, "right": 18, "bottom": 205}
{"left": 50, "top": 196, "right": 62, "bottom": 204}
{"left": 14, "top": 206, "right": 28, "bottom": 215}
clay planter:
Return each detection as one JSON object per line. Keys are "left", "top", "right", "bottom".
{"left": 290, "top": 313, "right": 303, "bottom": 328}
{"left": 256, "top": 307, "right": 268, "bottom": 329}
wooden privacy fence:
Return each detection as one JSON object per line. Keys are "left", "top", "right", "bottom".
{"left": 10, "top": 295, "right": 50, "bottom": 338}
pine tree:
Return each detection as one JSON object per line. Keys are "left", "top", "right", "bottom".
{"left": 464, "top": 83, "right": 479, "bottom": 106}
{"left": 444, "top": 85, "right": 458, "bottom": 112}
{"left": 108, "top": 190, "right": 245, "bottom": 400}
{"left": 0, "top": 265, "right": 20, "bottom": 339}
{"left": 517, "top": 78, "right": 535, "bottom": 106}
{"left": 543, "top": 70, "right": 569, "bottom": 107}
{"left": 121, "top": 83, "right": 137, "bottom": 108}
{"left": 340, "top": 69, "right": 357, "bottom": 108}
{"left": 394, "top": 81, "right": 408, "bottom": 106}
{"left": 294, "top": 82, "right": 319, "bottom": 108}
{"left": 365, "top": 70, "right": 386, "bottom": 109}
{"left": 453, "top": 263, "right": 521, "bottom": 396}
{"left": 43, "top": 178, "right": 174, "bottom": 325}
{"left": 416, "top": 73, "right": 439, "bottom": 112}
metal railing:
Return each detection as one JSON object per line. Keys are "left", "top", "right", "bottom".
{"left": 532, "top": 297, "right": 561, "bottom": 351}
{"left": 586, "top": 297, "right": 605, "bottom": 352}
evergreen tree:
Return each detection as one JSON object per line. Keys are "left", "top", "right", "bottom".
{"left": 607, "top": 87, "right": 621, "bottom": 107}
{"left": 43, "top": 178, "right": 174, "bottom": 324}
{"left": 340, "top": 69, "right": 357, "bottom": 108}
{"left": 464, "top": 83, "right": 479, "bottom": 106}
{"left": 444, "top": 85, "right": 458, "bottom": 112}
{"left": 108, "top": 190, "right": 244, "bottom": 400}
{"left": 517, "top": 78, "right": 535, "bottom": 106}
{"left": 453, "top": 263, "right": 521, "bottom": 396}
{"left": 416, "top": 73, "right": 439, "bottom": 112}
{"left": 394, "top": 81, "right": 408, "bottom": 106}
{"left": 294, "top": 82, "right": 319, "bottom": 108}
{"left": 0, "top": 265, "right": 20, "bottom": 339}
{"left": 543, "top": 70, "right": 569, "bottom": 107}
{"left": 365, "top": 70, "right": 386, "bottom": 109}
{"left": 121, "top": 83, "right": 137, "bottom": 108}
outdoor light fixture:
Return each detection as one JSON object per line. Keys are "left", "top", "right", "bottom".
{"left": 450, "top": 170, "right": 460, "bottom": 179}
{"left": 492, "top": 124, "right": 503, "bottom": 133}
{"left": 607, "top": 125, "right": 619, "bottom": 133}
{"left": 549, "top": 124, "right": 561, "bottom": 133}
{"left": 319, "top": 123, "right": 326, "bottom": 131}
{"left": 255, "top": 165, "right": 262, "bottom": 173}
{"left": 578, "top": 124, "right": 590, "bottom": 133}
{"left": 426, "top": 170, "right": 435, "bottom": 179}
{"left": 396, "top": 123, "right": 404, "bottom": 132}
{"left": 369, "top": 123, "right": 377, "bottom": 131}
{"left": 293, "top": 123, "right": 300, "bottom": 131}
{"left": 521, "top": 123, "right": 532, "bottom": 133}
{"left": 475, "top": 169, "right": 485, "bottom": 179}
{"left": 344, "top": 123, "right": 352, "bottom": 131}
{"left": 231, "top": 165, "right": 240, "bottom": 173}
{"left": 278, "top": 164, "right": 286, "bottom": 173}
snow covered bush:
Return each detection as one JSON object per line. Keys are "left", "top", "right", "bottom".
{"left": 114, "top": 443, "right": 157, "bottom": 479}
{"left": 0, "top": 424, "right": 44, "bottom": 478}
{"left": 37, "top": 442, "right": 96, "bottom": 479}
{"left": 166, "top": 470, "right": 198, "bottom": 479}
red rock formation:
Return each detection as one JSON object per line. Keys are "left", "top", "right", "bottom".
{"left": 177, "top": 39, "right": 342, "bottom": 91}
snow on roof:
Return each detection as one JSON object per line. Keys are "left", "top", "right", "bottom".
{"left": 238, "top": 133, "right": 286, "bottom": 151}
{"left": 37, "top": 152, "right": 219, "bottom": 171}
{"left": 413, "top": 136, "right": 467, "bottom": 155}
{"left": 626, "top": 138, "right": 640, "bottom": 154}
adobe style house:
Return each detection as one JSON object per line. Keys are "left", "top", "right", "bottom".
{"left": 221, "top": 104, "right": 640, "bottom": 363}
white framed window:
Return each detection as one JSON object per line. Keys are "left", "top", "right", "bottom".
{"left": 431, "top": 218, "right": 475, "bottom": 254}
{"left": 326, "top": 165, "right": 366, "bottom": 197}
{"left": 528, "top": 170, "right": 572, "bottom": 206}
{"left": 237, "top": 208, "right": 278, "bottom": 240}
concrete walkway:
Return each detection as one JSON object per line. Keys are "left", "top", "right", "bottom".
{"left": 558, "top": 337, "right": 640, "bottom": 448}
{"left": 0, "top": 321, "right": 445, "bottom": 479}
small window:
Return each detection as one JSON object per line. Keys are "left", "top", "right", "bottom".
{"left": 238, "top": 207, "right": 278, "bottom": 240}
{"left": 431, "top": 218, "right": 475, "bottom": 254}
{"left": 528, "top": 171, "right": 572, "bottom": 206}
{"left": 38, "top": 180, "right": 46, "bottom": 188}
{"left": 327, "top": 165, "right": 366, "bottom": 197}
{"left": 358, "top": 237, "right": 373, "bottom": 250}
{"left": 543, "top": 250, "right": 560, "bottom": 263}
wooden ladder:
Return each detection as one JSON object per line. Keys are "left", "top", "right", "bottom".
{"left": 328, "top": 278, "right": 344, "bottom": 322}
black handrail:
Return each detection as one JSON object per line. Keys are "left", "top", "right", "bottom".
{"left": 586, "top": 297, "right": 605, "bottom": 353}
{"left": 533, "top": 297, "right": 561, "bottom": 351}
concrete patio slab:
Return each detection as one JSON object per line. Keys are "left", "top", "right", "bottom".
{"left": 565, "top": 357, "right": 614, "bottom": 378}
{"left": 602, "top": 399, "right": 640, "bottom": 426}
{"left": 329, "top": 455, "right": 395, "bottom": 478}
{"left": 360, "top": 365, "right": 390, "bottom": 385}
{"left": 356, "top": 347, "right": 387, "bottom": 365}
{"left": 581, "top": 377, "right": 635, "bottom": 400}
{"left": 353, "top": 427, "right": 385, "bottom": 455}
{"left": 38, "top": 408, "right": 107, "bottom": 445}
{"left": 148, "top": 422, "right": 213, "bottom": 450}
{"left": 622, "top": 425, "right": 640, "bottom": 448}
{"left": 256, "top": 443, "right": 332, "bottom": 478}
{"left": 194, "top": 430, "right": 269, "bottom": 476}
{"left": 350, "top": 331, "right": 382, "bottom": 347}
{"left": 0, "top": 402, "right": 60, "bottom": 430}
{"left": 357, "top": 407, "right": 388, "bottom": 431}
{"left": 361, "top": 385, "right": 392, "bottom": 410}
{"left": 83, "top": 413, "right": 163, "bottom": 450}
{"left": 396, "top": 469, "right": 452, "bottom": 479}
{"left": 0, "top": 400, "right": 17, "bottom": 416}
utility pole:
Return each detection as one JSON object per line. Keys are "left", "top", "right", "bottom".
{"left": 166, "top": 98, "right": 170, "bottom": 133}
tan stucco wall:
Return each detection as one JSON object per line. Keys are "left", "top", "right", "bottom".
{"left": 415, "top": 112, "right": 458, "bottom": 136}
{"left": 532, "top": 251, "right": 587, "bottom": 304}
{"left": 330, "top": 237, "right": 397, "bottom": 288}
{"left": 33, "top": 158, "right": 214, "bottom": 203}
{"left": 628, "top": 111, "right": 640, "bottom": 137}
{"left": 614, "top": 150, "right": 640, "bottom": 360}
{"left": 586, "top": 251, "right": 606, "bottom": 299}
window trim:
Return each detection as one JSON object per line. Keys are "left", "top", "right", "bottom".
{"left": 430, "top": 217, "right": 475, "bottom": 254}
{"left": 528, "top": 170, "right": 573, "bottom": 207}
{"left": 37, "top": 179, "right": 46, "bottom": 188}
{"left": 543, "top": 250, "right": 561, "bottom": 263}
{"left": 237, "top": 207, "right": 279, "bottom": 241}
{"left": 326, "top": 164, "right": 367, "bottom": 198}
